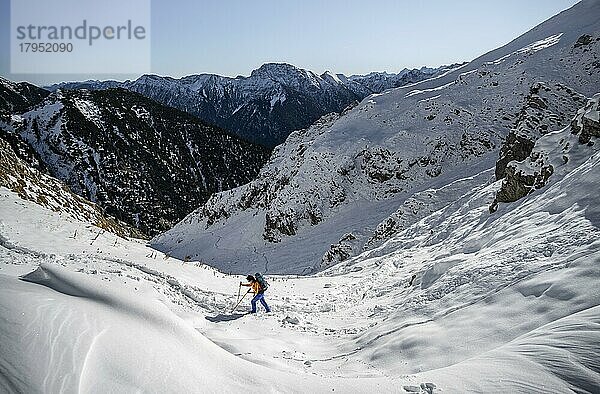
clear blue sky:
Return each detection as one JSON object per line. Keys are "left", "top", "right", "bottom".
{"left": 0, "top": 0, "right": 580, "bottom": 85}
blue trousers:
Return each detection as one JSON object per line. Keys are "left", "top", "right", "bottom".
{"left": 251, "top": 292, "right": 270, "bottom": 313}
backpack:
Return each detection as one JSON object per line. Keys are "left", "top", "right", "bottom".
{"left": 255, "top": 272, "right": 269, "bottom": 292}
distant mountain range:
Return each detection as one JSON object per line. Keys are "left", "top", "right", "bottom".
{"left": 46, "top": 63, "right": 463, "bottom": 146}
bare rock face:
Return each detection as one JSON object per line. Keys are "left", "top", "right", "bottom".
{"left": 574, "top": 97, "right": 600, "bottom": 144}
{"left": 495, "top": 133, "right": 537, "bottom": 180}
{"left": 494, "top": 161, "right": 555, "bottom": 205}
{"left": 359, "top": 147, "right": 407, "bottom": 183}
{"left": 574, "top": 34, "right": 594, "bottom": 48}
{"left": 495, "top": 82, "right": 585, "bottom": 180}
{"left": 264, "top": 209, "right": 298, "bottom": 242}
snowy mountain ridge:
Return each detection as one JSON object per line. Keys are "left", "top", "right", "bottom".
{"left": 45, "top": 63, "right": 462, "bottom": 146}
{"left": 0, "top": 76, "right": 49, "bottom": 114}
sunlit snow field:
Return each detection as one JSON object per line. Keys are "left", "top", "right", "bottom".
{"left": 1, "top": 131, "right": 599, "bottom": 391}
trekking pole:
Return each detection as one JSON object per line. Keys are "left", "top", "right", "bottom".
{"left": 235, "top": 282, "right": 241, "bottom": 304}
{"left": 231, "top": 289, "right": 251, "bottom": 313}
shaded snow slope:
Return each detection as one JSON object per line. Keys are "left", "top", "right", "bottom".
{"left": 9, "top": 88, "right": 269, "bottom": 236}
{"left": 0, "top": 137, "right": 136, "bottom": 237}
{"left": 154, "top": 0, "right": 600, "bottom": 274}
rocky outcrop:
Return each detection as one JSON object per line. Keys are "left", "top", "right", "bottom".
{"left": 264, "top": 209, "right": 298, "bottom": 242}
{"left": 319, "top": 233, "right": 359, "bottom": 271}
{"left": 574, "top": 34, "right": 594, "bottom": 48}
{"left": 494, "top": 161, "right": 554, "bottom": 205}
{"left": 495, "top": 82, "right": 586, "bottom": 180}
{"left": 491, "top": 93, "right": 600, "bottom": 212}
{"left": 574, "top": 98, "right": 600, "bottom": 143}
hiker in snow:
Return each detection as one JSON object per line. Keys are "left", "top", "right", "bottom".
{"left": 241, "top": 274, "right": 270, "bottom": 313}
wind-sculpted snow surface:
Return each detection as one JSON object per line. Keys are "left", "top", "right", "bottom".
{"left": 3, "top": 264, "right": 395, "bottom": 393}
{"left": 154, "top": 0, "right": 600, "bottom": 274}
{"left": 1, "top": 100, "right": 599, "bottom": 391}
{"left": 0, "top": 194, "right": 399, "bottom": 393}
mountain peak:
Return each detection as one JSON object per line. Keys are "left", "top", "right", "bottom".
{"left": 249, "top": 63, "right": 320, "bottom": 86}
{"left": 251, "top": 62, "right": 303, "bottom": 77}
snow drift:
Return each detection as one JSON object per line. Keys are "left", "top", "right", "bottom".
{"left": 1, "top": 90, "right": 599, "bottom": 392}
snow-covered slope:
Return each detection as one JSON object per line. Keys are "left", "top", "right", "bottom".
{"left": 153, "top": 0, "right": 600, "bottom": 274}
{"left": 0, "top": 92, "right": 598, "bottom": 392}
{"left": 0, "top": 190, "right": 396, "bottom": 393}
{"left": 46, "top": 63, "right": 460, "bottom": 146}
{"left": 325, "top": 93, "right": 600, "bottom": 391}
{"left": 0, "top": 136, "right": 136, "bottom": 238}
{"left": 5, "top": 88, "right": 270, "bottom": 236}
